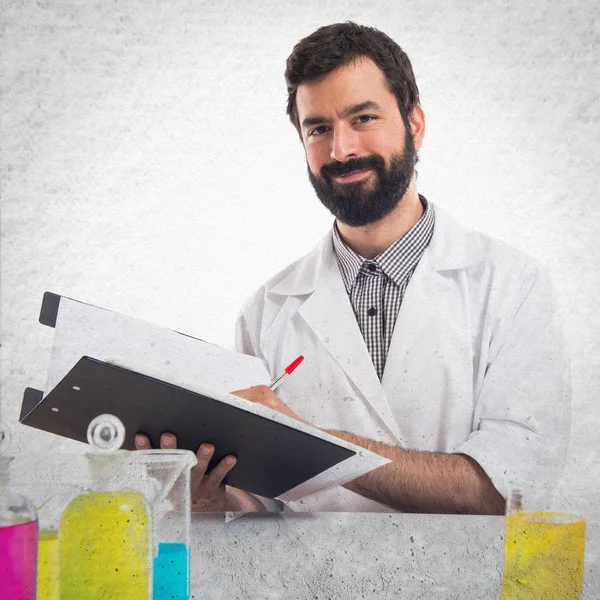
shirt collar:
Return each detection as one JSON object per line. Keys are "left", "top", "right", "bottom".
{"left": 332, "top": 195, "right": 435, "bottom": 293}
{"left": 332, "top": 223, "right": 363, "bottom": 294}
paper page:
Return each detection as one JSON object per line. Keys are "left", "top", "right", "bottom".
{"left": 45, "top": 297, "right": 271, "bottom": 398}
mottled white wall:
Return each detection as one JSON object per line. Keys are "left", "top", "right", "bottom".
{"left": 2, "top": 1, "right": 599, "bottom": 511}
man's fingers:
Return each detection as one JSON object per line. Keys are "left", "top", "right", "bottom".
{"left": 136, "top": 435, "right": 237, "bottom": 502}
{"left": 195, "top": 443, "right": 215, "bottom": 472}
{"left": 134, "top": 434, "right": 151, "bottom": 450}
{"left": 135, "top": 432, "right": 179, "bottom": 450}
{"left": 231, "top": 385, "right": 271, "bottom": 402}
{"left": 192, "top": 444, "right": 217, "bottom": 495}
{"left": 204, "top": 455, "right": 237, "bottom": 489}
{"left": 192, "top": 443, "right": 237, "bottom": 492}
{"left": 160, "top": 433, "right": 177, "bottom": 449}
{"left": 231, "top": 385, "right": 303, "bottom": 422}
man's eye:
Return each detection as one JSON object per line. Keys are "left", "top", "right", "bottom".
{"left": 356, "top": 115, "right": 376, "bottom": 124}
{"left": 309, "top": 126, "right": 328, "bottom": 137}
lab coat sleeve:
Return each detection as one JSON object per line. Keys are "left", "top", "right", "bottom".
{"left": 456, "top": 259, "right": 570, "bottom": 499}
{"left": 234, "top": 293, "right": 271, "bottom": 362}
{"left": 235, "top": 308, "right": 258, "bottom": 356}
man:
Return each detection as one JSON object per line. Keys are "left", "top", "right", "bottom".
{"left": 136, "top": 22, "right": 569, "bottom": 514}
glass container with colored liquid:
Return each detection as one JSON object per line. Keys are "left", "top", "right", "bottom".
{"left": 57, "top": 415, "right": 197, "bottom": 600}
{"left": 14, "top": 454, "right": 86, "bottom": 600}
{"left": 59, "top": 415, "right": 151, "bottom": 600}
{"left": 137, "top": 450, "right": 197, "bottom": 600}
{"left": 37, "top": 483, "right": 84, "bottom": 600}
{"left": 0, "top": 423, "right": 39, "bottom": 600}
{"left": 500, "top": 482, "right": 586, "bottom": 600}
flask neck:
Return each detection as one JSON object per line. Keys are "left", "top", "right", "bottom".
{"left": 0, "top": 456, "right": 13, "bottom": 491}
{"left": 0, "top": 457, "right": 36, "bottom": 526}
{"left": 86, "top": 451, "right": 132, "bottom": 492}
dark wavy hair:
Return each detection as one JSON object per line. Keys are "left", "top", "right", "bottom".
{"left": 285, "top": 22, "right": 420, "bottom": 135}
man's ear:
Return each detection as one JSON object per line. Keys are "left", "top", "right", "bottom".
{"left": 408, "top": 105, "right": 426, "bottom": 151}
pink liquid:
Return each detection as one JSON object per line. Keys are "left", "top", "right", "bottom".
{"left": 0, "top": 520, "right": 38, "bottom": 600}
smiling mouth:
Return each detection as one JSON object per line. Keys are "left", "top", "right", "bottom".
{"left": 333, "top": 169, "right": 372, "bottom": 183}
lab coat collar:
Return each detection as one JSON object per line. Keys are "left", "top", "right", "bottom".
{"left": 294, "top": 250, "right": 402, "bottom": 440}
{"left": 265, "top": 202, "right": 485, "bottom": 442}
{"left": 269, "top": 203, "right": 486, "bottom": 297}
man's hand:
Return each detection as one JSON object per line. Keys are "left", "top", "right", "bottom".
{"left": 231, "top": 385, "right": 304, "bottom": 422}
{"left": 134, "top": 432, "right": 264, "bottom": 513}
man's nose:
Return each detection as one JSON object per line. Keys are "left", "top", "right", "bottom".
{"left": 330, "top": 124, "right": 360, "bottom": 163}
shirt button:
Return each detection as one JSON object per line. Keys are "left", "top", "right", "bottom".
{"left": 367, "top": 263, "right": 377, "bottom": 272}
{"left": 367, "top": 307, "right": 377, "bottom": 317}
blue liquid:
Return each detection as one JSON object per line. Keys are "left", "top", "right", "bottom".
{"left": 153, "top": 543, "right": 189, "bottom": 600}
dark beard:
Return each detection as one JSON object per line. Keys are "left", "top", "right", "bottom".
{"left": 307, "top": 132, "right": 417, "bottom": 227}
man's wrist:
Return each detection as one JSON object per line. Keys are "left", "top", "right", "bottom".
{"left": 225, "top": 486, "right": 266, "bottom": 512}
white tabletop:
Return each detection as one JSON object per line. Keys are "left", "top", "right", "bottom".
{"left": 190, "top": 512, "right": 599, "bottom": 599}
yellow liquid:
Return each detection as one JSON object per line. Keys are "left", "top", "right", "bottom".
{"left": 500, "top": 511, "right": 586, "bottom": 600}
{"left": 59, "top": 491, "right": 149, "bottom": 600}
{"left": 37, "top": 530, "right": 59, "bottom": 600}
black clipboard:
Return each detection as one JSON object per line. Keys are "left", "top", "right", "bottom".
{"left": 20, "top": 356, "right": 354, "bottom": 499}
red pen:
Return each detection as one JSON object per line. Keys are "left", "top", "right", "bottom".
{"left": 269, "top": 355, "right": 304, "bottom": 391}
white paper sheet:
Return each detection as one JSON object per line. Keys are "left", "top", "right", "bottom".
{"left": 46, "top": 297, "right": 272, "bottom": 396}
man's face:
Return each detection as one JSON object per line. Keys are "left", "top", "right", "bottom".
{"left": 296, "top": 57, "right": 422, "bottom": 227}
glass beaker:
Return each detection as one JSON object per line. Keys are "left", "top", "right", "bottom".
{"left": 0, "top": 423, "right": 39, "bottom": 600}
{"left": 500, "top": 481, "right": 586, "bottom": 599}
{"left": 136, "top": 450, "right": 197, "bottom": 600}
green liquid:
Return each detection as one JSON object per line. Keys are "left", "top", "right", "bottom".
{"left": 59, "top": 491, "right": 149, "bottom": 600}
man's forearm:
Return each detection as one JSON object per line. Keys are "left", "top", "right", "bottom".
{"left": 330, "top": 431, "right": 505, "bottom": 515}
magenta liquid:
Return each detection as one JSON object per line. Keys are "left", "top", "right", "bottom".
{"left": 0, "top": 520, "right": 38, "bottom": 600}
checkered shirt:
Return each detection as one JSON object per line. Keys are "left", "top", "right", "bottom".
{"left": 332, "top": 196, "right": 435, "bottom": 379}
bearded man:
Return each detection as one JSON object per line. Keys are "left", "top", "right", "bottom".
{"left": 136, "top": 22, "right": 569, "bottom": 515}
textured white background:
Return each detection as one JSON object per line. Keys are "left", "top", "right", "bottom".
{"left": 1, "top": 0, "right": 599, "bottom": 513}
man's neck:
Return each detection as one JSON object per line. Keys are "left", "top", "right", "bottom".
{"left": 336, "top": 184, "right": 423, "bottom": 259}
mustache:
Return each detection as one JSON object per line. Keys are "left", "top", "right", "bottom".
{"left": 320, "top": 155, "right": 385, "bottom": 179}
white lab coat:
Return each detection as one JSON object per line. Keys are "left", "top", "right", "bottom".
{"left": 235, "top": 205, "right": 570, "bottom": 512}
